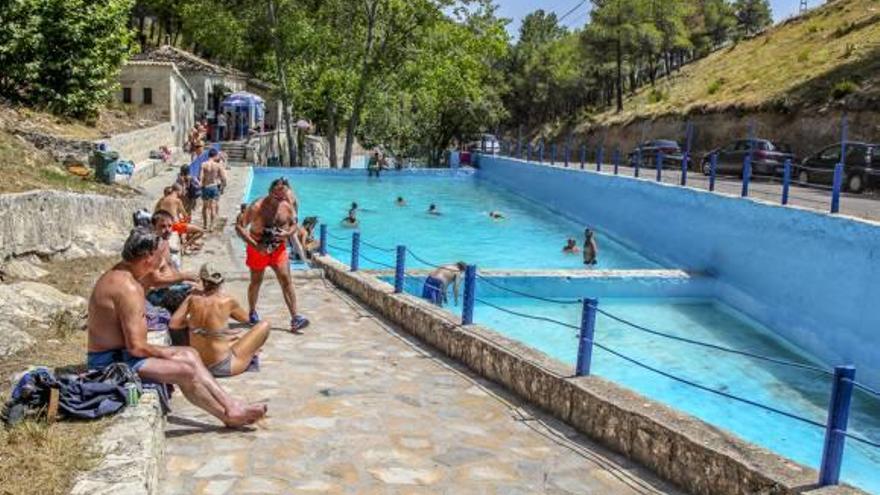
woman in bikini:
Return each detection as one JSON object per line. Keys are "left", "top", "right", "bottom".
{"left": 169, "top": 263, "right": 271, "bottom": 377}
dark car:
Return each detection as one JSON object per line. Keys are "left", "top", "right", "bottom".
{"left": 794, "top": 142, "right": 880, "bottom": 193}
{"left": 627, "top": 140, "right": 683, "bottom": 168}
{"left": 700, "top": 139, "right": 795, "bottom": 177}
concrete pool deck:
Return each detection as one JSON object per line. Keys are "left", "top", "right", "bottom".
{"left": 142, "top": 167, "right": 683, "bottom": 494}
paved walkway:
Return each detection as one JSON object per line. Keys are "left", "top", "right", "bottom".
{"left": 143, "top": 167, "right": 682, "bottom": 494}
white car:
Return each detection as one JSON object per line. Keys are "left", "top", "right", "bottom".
{"left": 469, "top": 134, "right": 501, "bottom": 154}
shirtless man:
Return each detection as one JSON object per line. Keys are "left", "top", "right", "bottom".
{"left": 421, "top": 262, "right": 467, "bottom": 307}
{"left": 341, "top": 202, "right": 358, "bottom": 228}
{"left": 170, "top": 263, "right": 270, "bottom": 377}
{"left": 144, "top": 210, "right": 200, "bottom": 313}
{"left": 583, "top": 228, "right": 599, "bottom": 266}
{"left": 155, "top": 185, "right": 204, "bottom": 253}
{"left": 562, "top": 237, "right": 580, "bottom": 254}
{"left": 427, "top": 203, "right": 441, "bottom": 216}
{"left": 236, "top": 177, "right": 309, "bottom": 332}
{"left": 200, "top": 149, "right": 228, "bottom": 232}
{"left": 87, "top": 228, "right": 266, "bottom": 427}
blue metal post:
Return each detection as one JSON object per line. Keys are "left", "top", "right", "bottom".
{"left": 462, "top": 265, "right": 476, "bottom": 325}
{"left": 527, "top": 143, "right": 532, "bottom": 162}
{"left": 634, "top": 155, "right": 641, "bottom": 178}
{"left": 539, "top": 139, "right": 544, "bottom": 163}
{"left": 742, "top": 155, "right": 752, "bottom": 197}
{"left": 680, "top": 153, "right": 688, "bottom": 186}
{"left": 613, "top": 148, "right": 620, "bottom": 175}
{"left": 319, "top": 224, "right": 327, "bottom": 256}
{"left": 481, "top": 137, "right": 486, "bottom": 153}
{"left": 551, "top": 143, "right": 557, "bottom": 165}
{"left": 564, "top": 142, "right": 570, "bottom": 168}
{"left": 517, "top": 126, "right": 523, "bottom": 158}
{"left": 818, "top": 365, "right": 856, "bottom": 486}
{"left": 575, "top": 298, "right": 598, "bottom": 377}
{"left": 394, "top": 245, "right": 405, "bottom": 293}
{"left": 840, "top": 115, "right": 848, "bottom": 164}
{"left": 350, "top": 232, "right": 360, "bottom": 272}
{"left": 656, "top": 152, "right": 664, "bottom": 182}
{"left": 596, "top": 146, "right": 604, "bottom": 172}
{"left": 580, "top": 144, "right": 586, "bottom": 169}
{"left": 782, "top": 159, "right": 792, "bottom": 205}
{"left": 831, "top": 163, "right": 843, "bottom": 214}
{"left": 709, "top": 153, "right": 717, "bottom": 192}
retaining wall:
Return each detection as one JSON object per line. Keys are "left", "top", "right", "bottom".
{"left": 0, "top": 190, "right": 144, "bottom": 261}
{"left": 476, "top": 155, "right": 880, "bottom": 388}
{"left": 314, "top": 255, "right": 862, "bottom": 495}
{"left": 99, "top": 122, "right": 174, "bottom": 164}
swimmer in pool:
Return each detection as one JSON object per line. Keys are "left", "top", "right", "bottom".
{"left": 563, "top": 238, "right": 580, "bottom": 254}
{"left": 489, "top": 211, "right": 505, "bottom": 220}
{"left": 583, "top": 228, "right": 598, "bottom": 265}
{"left": 396, "top": 196, "right": 406, "bottom": 206}
{"left": 427, "top": 203, "right": 441, "bottom": 216}
{"left": 342, "top": 202, "right": 359, "bottom": 227}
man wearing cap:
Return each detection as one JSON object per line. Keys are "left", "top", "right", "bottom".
{"left": 170, "top": 263, "right": 271, "bottom": 377}
{"left": 236, "top": 177, "right": 309, "bottom": 332}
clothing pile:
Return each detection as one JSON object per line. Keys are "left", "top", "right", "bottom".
{"left": 1, "top": 364, "right": 141, "bottom": 426}
{"left": 115, "top": 160, "right": 135, "bottom": 176}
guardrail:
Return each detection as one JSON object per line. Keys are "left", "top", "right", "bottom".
{"left": 319, "top": 225, "right": 879, "bottom": 489}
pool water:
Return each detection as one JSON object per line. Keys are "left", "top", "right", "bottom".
{"left": 246, "top": 169, "right": 660, "bottom": 270}
{"left": 436, "top": 293, "right": 880, "bottom": 493}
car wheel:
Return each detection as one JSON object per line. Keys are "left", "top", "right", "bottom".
{"left": 847, "top": 174, "right": 864, "bottom": 194}
{"left": 797, "top": 170, "right": 810, "bottom": 185}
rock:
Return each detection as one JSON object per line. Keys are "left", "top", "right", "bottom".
{"left": 0, "top": 281, "right": 86, "bottom": 327}
{"left": 0, "top": 320, "right": 35, "bottom": 358}
{"left": 0, "top": 190, "right": 143, "bottom": 261}
{"left": 0, "top": 257, "right": 49, "bottom": 280}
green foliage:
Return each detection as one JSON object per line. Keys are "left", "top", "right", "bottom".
{"left": 831, "top": 80, "right": 858, "bottom": 99}
{"left": 647, "top": 87, "right": 667, "bottom": 103}
{"left": 707, "top": 78, "right": 725, "bottom": 94}
{"left": 0, "top": 0, "right": 135, "bottom": 120}
{"left": 733, "top": 0, "right": 772, "bottom": 37}
{"left": 797, "top": 50, "right": 810, "bottom": 63}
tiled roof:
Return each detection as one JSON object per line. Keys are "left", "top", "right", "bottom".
{"left": 132, "top": 45, "right": 247, "bottom": 78}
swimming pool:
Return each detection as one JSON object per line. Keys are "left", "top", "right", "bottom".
{"left": 392, "top": 275, "right": 880, "bottom": 492}
{"left": 246, "top": 168, "right": 661, "bottom": 270}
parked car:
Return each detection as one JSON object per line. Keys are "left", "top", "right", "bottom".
{"left": 468, "top": 133, "right": 501, "bottom": 154}
{"left": 627, "top": 140, "right": 683, "bottom": 168}
{"left": 700, "top": 139, "right": 795, "bottom": 177}
{"left": 794, "top": 142, "right": 880, "bottom": 193}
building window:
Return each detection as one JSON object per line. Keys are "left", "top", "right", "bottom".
{"left": 122, "top": 87, "right": 131, "bottom": 104}
{"left": 142, "top": 87, "right": 153, "bottom": 105}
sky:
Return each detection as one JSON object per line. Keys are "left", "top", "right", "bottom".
{"left": 496, "top": 0, "right": 806, "bottom": 39}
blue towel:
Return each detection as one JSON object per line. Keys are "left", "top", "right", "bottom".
{"left": 115, "top": 160, "right": 135, "bottom": 176}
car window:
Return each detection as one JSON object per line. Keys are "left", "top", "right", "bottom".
{"left": 845, "top": 144, "right": 867, "bottom": 164}
{"left": 734, "top": 141, "right": 751, "bottom": 151}
{"left": 819, "top": 146, "right": 841, "bottom": 161}
{"left": 757, "top": 141, "right": 771, "bottom": 151}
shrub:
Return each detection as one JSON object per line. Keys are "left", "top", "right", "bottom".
{"left": 0, "top": 0, "right": 135, "bottom": 120}
{"left": 707, "top": 78, "right": 726, "bottom": 95}
{"left": 831, "top": 80, "right": 858, "bottom": 99}
{"left": 647, "top": 88, "right": 666, "bottom": 103}
{"left": 797, "top": 50, "right": 810, "bottom": 63}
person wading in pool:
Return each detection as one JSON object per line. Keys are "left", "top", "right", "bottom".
{"left": 427, "top": 203, "right": 442, "bottom": 216}
{"left": 422, "top": 262, "right": 467, "bottom": 307}
{"left": 236, "top": 177, "right": 309, "bottom": 332}
{"left": 562, "top": 238, "right": 580, "bottom": 254}
{"left": 395, "top": 196, "right": 406, "bottom": 207}
{"left": 583, "top": 228, "right": 598, "bottom": 266}
{"left": 341, "top": 202, "right": 359, "bottom": 227}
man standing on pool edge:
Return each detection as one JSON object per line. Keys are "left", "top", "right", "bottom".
{"left": 236, "top": 177, "right": 310, "bottom": 333}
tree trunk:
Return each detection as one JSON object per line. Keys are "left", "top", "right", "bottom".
{"left": 267, "top": 0, "right": 297, "bottom": 167}
{"left": 343, "top": 2, "right": 378, "bottom": 168}
{"left": 326, "top": 99, "right": 338, "bottom": 168}
{"left": 615, "top": 33, "right": 623, "bottom": 112}
{"left": 148, "top": 17, "right": 155, "bottom": 47}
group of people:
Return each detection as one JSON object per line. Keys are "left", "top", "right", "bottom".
{"left": 563, "top": 228, "right": 599, "bottom": 265}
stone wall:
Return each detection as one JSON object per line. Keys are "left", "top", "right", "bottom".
{"left": 0, "top": 190, "right": 144, "bottom": 262}
{"left": 313, "top": 255, "right": 864, "bottom": 495}
{"left": 99, "top": 123, "right": 174, "bottom": 164}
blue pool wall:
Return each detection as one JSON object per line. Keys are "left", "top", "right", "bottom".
{"left": 476, "top": 155, "right": 880, "bottom": 387}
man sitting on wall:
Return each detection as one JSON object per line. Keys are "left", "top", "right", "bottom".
{"left": 142, "top": 210, "right": 200, "bottom": 316}
{"left": 87, "top": 228, "right": 266, "bottom": 427}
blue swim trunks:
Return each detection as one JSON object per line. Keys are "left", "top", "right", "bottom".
{"left": 87, "top": 348, "right": 148, "bottom": 373}
{"left": 202, "top": 185, "right": 220, "bottom": 200}
{"left": 421, "top": 276, "right": 447, "bottom": 306}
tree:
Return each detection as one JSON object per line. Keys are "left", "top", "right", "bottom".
{"left": 733, "top": 0, "right": 771, "bottom": 37}
{"left": 0, "top": 0, "right": 135, "bottom": 120}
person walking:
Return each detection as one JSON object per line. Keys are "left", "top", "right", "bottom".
{"left": 235, "top": 177, "right": 310, "bottom": 333}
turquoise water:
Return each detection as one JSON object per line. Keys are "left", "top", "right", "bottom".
{"left": 246, "top": 169, "right": 660, "bottom": 269}
{"left": 439, "top": 293, "right": 880, "bottom": 493}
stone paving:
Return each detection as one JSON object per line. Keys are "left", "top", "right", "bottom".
{"left": 143, "top": 167, "right": 683, "bottom": 494}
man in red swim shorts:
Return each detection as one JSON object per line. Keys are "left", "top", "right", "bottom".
{"left": 236, "top": 177, "right": 309, "bottom": 333}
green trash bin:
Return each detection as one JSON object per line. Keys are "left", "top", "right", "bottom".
{"left": 91, "top": 150, "right": 119, "bottom": 184}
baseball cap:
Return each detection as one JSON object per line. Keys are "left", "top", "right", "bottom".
{"left": 199, "top": 263, "right": 224, "bottom": 285}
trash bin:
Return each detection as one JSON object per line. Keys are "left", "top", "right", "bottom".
{"left": 91, "top": 150, "right": 119, "bottom": 184}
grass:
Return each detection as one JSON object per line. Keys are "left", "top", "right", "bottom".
{"left": 0, "top": 256, "right": 118, "bottom": 495}
{"left": 0, "top": 131, "right": 135, "bottom": 196}
{"left": 593, "top": 0, "right": 880, "bottom": 125}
